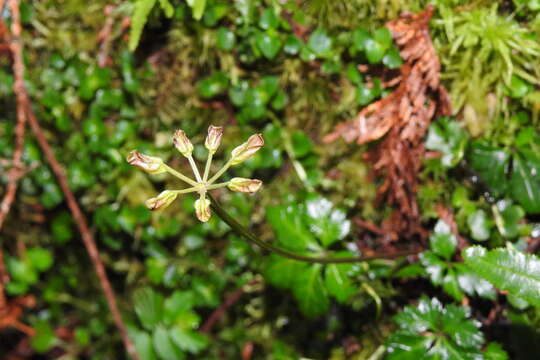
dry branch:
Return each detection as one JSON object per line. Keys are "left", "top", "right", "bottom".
{"left": 0, "top": 2, "right": 139, "bottom": 358}
{"left": 0, "top": 0, "right": 27, "bottom": 230}
{"left": 324, "top": 6, "right": 451, "bottom": 241}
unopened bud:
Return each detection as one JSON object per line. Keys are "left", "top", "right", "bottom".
{"left": 230, "top": 134, "right": 264, "bottom": 165}
{"left": 173, "top": 130, "right": 193, "bottom": 157}
{"left": 227, "top": 177, "right": 262, "bottom": 193}
{"left": 127, "top": 150, "right": 166, "bottom": 174}
{"left": 145, "top": 190, "right": 178, "bottom": 211}
{"left": 195, "top": 197, "right": 211, "bottom": 222}
{"left": 205, "top": 125, "right": 223, "bottom": 154}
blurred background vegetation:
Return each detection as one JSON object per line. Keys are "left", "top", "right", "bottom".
{"left": 2, "top": 0, "right": 540, "bottom": 359}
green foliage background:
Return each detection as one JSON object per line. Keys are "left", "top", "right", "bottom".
{"left": 2, "top": 0, "right": 540, "bottom": 359}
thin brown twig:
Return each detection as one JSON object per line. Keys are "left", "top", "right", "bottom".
{"left": 0, "top": 0, "right": 27, "bottom": 230}
{"left": 1, "top": 4, "right": 139, "bottom": 357}
{"left": 23, "top": 99, "right": 140, "bottom": 360}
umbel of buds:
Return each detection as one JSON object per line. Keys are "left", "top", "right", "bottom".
{"left": 127, "top": 126, "right": 264, "bottom": 222}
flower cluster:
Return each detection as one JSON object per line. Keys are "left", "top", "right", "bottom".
{"left": 127, "top": 126, "right": 264, "bottom": 222}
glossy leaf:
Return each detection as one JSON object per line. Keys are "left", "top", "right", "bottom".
{"left": 256, "top": 31, "right": 282, "bottom": 59}
{"left": 464, "top": 246, "right": 540, "bottom": 306}
{"left": 467, "top": 209, "right": 491, "bottom": 241}
{"left": 425, "top": 117, "right": 468, "bottom": 168}
{"left": 292, "top": 264, "right": 329, "bottom": 317}
{"left": 510, "top": 150, "right": 540, "bottom": 213}
{"left": 429, "top": 220, "right": 457, "bottom": 260}
{"left": 468, "top": 141, "right": 510, "bottom": 196}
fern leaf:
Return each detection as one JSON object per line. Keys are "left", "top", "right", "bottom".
{"left": 463, "top": 246, "right": 540, "bottom": 306}
{"left": 129, "top": 0, "right": 158, "bottom": 51}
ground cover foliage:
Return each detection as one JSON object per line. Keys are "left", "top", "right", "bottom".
{"left": 2, "top": 0, "right": 540, "bottom": 359}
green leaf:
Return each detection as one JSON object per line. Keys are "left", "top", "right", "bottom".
{"left": 197, "top": 72, "right": 229, "bottom": 98}
{"left": 158, "top": 0, "right": 174, "bottom": 17}
{"left": 467, "top": 209, "right": 491, "bottom": 241}
{"left": 133, "top": 331, "right": 158, "bottom": 360}
{"left": 492, "top": 200, "right": 525, "bottom": 238}
{"left": 259, "top": 8, "right": 279, "bottom": 30}
{"left": 169, "top": 326, "right": 208, "bottom": 354}
{"left": 325, "top": 262, "right": 356, "bottom": 303}
{"left": 373, "top": 27, "right": 392, "bottom": 51}
{"left": 266, "top": 204, "right": 318, "bottom": 250}
{"left": 187, "top": 0, "right": 207, "bottom": 20}
{"left": 387, "top": 297, "right": 484, "bottom": 359}
{"left": 304, "top": 196, "right": 350, "bottom": 248}
{"left": 429, "top": 220, "right": 457, "bottom": 260}
{"left": 510, "top": 150, "right": 540, "bottom": 214}
{"left": 134, "top": 288, "right": 164, "bottom": 329}
{"left": 420, "top": 251, "right": 446, "bottom": 284}
{"left": 364, "top": 39, "right": 384, "bottom": 64}
{"left": 382, "top": 46, "right": 403, "bottom": 69}
{"left": 256, "top": 31, "right": 282, "bottom": 60}
{"left": 31, "top": 321, "right": 58, "bottom": 353}
{"left": 293, "top": 264, "right": 329, "bottom": 317}
{"left": 27, "top": 247, "right": 53, "bottom": 271}
{"left": 351, "top": 28, "right": 370, "bottom": 51}
{"left": 345, "top": 63, "right": 363, "bottom": 84}
{"left": 264, "top": 255, "right": 308, "bottom": 289}
{"left": 216, "top": 27, "right": 236, "bottom": 51}
{"left": 468, "top": 141, "right": 510, "bottom": 196}
{"left": 425, "top": 117, "right": 468, "bottom": 168}
{"left": 129, "top": 0, "right": 158, "bottom": 51}
{"left": 284, "top": 35, "right": 302, "bottom": 55}
{"left": 464, "top": 246, "right": 540, "bottom": 306}
{"left": 484, "top": 342, "right": 509, "bottom": 360}
{"left": 271, "top": 90, "right": 288, "bottom": 110}
{"left": 152, "top": 326, "right": 184, "bottom": 360}
{"left": 308, "top": 29, "right": 333, "bottom": 57}
{"left": 506, "top": 75, "right": 532, "bottom": 99}
{"left": 455, "top": 264, "right": 496, "bottom": 299}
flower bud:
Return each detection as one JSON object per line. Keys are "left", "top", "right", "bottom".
{"left": 126, "top": 150, "right": 166, "bottom": 174}
{"left": 230, "top": 134, "right": 264, "bottom": 165}
{"left": 205, "top": 125, "right": 223, "bottom": 154}
{"left": 145, "top": 190, "right": 178, "bottom": 211}
{"left": 173, "top": 129, "right": 193, "bottom": 157}
{"left": 227, "top": 177, "right": 262, "bottom": 193}
{"left": 194, "top": 197, "right": 211, "bottom": 222}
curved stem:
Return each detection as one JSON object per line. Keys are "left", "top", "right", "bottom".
{"left": 208, "top": 194, "right": 421, "bottom": 264}
{"left": 208, "top": 159, "right": 233, "bottom": 184}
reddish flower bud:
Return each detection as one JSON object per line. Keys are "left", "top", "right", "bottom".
{"left": 230, "top": 134, "right": 264, "bottom": 165}
{"left": 126, "top": 150, "right": 166, "bottom": 174}
{"left": 227, "top": 177, "right": 262, "bottom": 193}
{"left": 173, "top": 129, "right": 194, "bottom": 157}
{"left": 195, "top": 197, "right": 211, "bottom": 222}
{"left": 145, "top": 190, "right": 178, "bottom": 211}
{"left": 205, "top": 125, "right": 223, "bottom": 154}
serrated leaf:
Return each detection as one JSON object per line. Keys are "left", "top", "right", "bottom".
{"left": 304, "top": 196, "right": 350, "bottom": 248}
{"left": 464, "top": 246, "right": 540, "bottom": 306}
{"left": 429, "top": 220, "right": 457, "bottom": 260}
{"left": 266, "top": 204, "right": 318, "bottom": 250}
{"left": 129, "top": 0, "right": 158, "bottom": 51}
{"left": 484, "top": 342, "right": 509, "bottom": 360}
{"left": 293, "top": 264, "right": 329, "bottom": 317}
{"left": 264, "top": 255, "right": 308, "bottom": 289}
{"left": 324, "top": 262, "right": 355, "bottom": 303}
{"left": 169, "top": 326, "right": 208, "bottom": 354}
{"left": 133, "top": 331, "right": 158, "bottom": 360}
{"left": 388, "top": 297, "right": 484, "bottom": 359}
{"left": 420, "top": 251, "right": 446, "bottom": 285}
{"left": 134, "top": 288, "right": 164, "bottom": 329}
{"left": 152, "top": 326, "right": 184, "bottom": 360}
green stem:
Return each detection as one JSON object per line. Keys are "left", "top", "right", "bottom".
{"left": 206, "top": 181, "right": 230, "bottom": 191}
{"left": 203, "top": 152, "right": 213, "bottom": 182}
{"left": 208, "top": 159, "right": 233, "bottom": 184}
{"left": 171, "top": 187, "right": 201, "bottom": 194}
{"left": 208, "top": 194, "right": 421, "bottom": 264}
{"left": 187, "top": 155, "right": 202, "bottom": 182}
{"left": 164, "top": 164, "right": 199, "bottom": 187}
